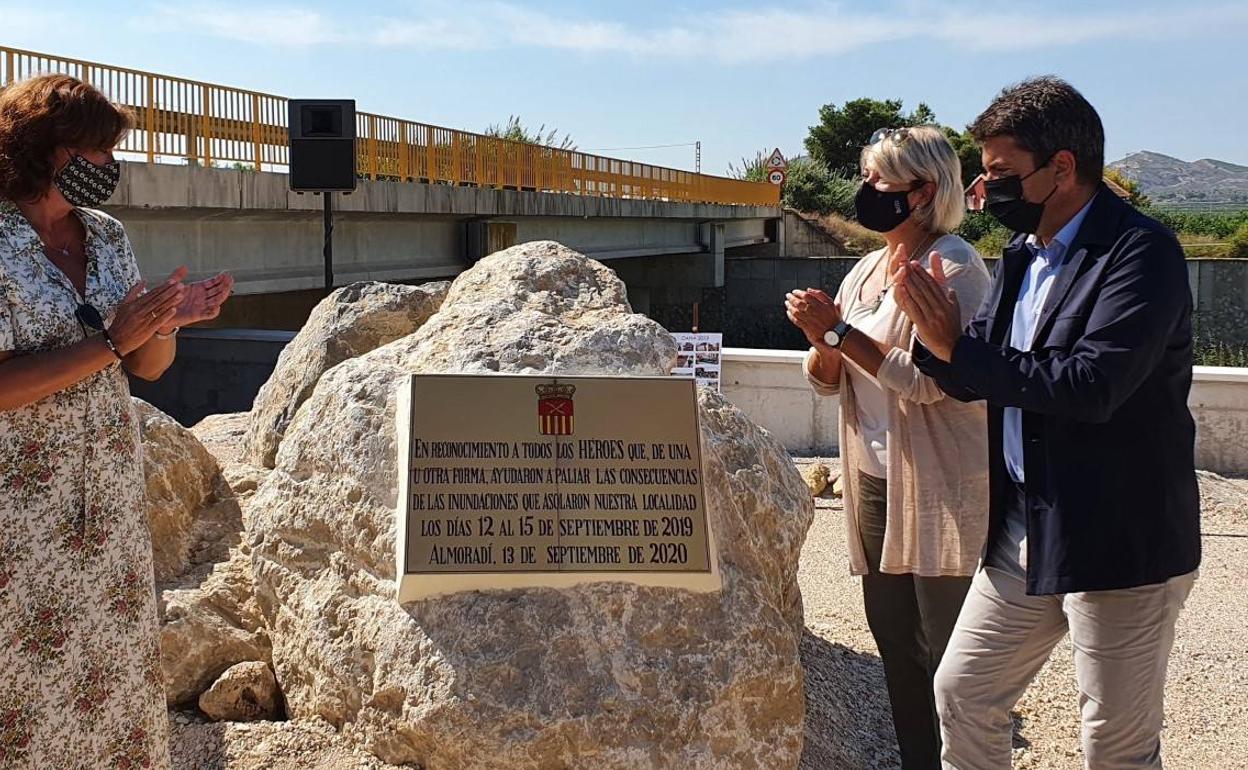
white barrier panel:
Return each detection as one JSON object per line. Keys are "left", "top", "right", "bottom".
{"left": 720, "top": 350, "right": 1248, "bottom": 476}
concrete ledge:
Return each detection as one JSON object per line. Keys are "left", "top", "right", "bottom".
{"left": 720, "top": 348, "right": 839, "bottom": 456}
{"left": 721, "top": 352, "right": 1248, "bottom": 476}
{"left": 1189, "top": 367, "right": 1248, "bottom": 475}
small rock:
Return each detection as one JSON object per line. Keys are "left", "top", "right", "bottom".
{"left": 832, "top": 474, "right": 845, "bottom": 498}
{"left": 198, "top": 661, "right": 281, "bottom": 722}
{"left": 801, "top": 463, "right": 832, "bottom": 497}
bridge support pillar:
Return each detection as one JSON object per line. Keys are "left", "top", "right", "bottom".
{"left": 767, "top": 216, "right": 785, "bottom": 258}
{"left": 693, "top": 222, "right": 726, "bottom": 288}
{"left": 465, "top": 219, "right": 518, "bottom": 263}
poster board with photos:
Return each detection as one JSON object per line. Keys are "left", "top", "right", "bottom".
{"left": 395, "top": 374, "right": 721, "bottom": 601}
{"left": 671, "top": 332, "right": 722, "bottom": 391}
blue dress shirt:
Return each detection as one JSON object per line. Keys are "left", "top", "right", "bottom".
{"left": 990, "top": 195, "right": 1097, "bottom": 575}
{"left": 1004, "top": 196, "right": 1096, "bottom": 483}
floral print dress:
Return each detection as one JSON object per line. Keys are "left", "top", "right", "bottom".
{"left": 0, "top": 200, "right": 169, "bottom": 770}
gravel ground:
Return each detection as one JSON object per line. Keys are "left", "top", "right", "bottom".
{"left": 795, "top": 458, "right": 1248, "bottom": 770}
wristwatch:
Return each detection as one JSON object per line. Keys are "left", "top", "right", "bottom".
{"left": 823, "top": 320, "right": 853, "bottom": 349}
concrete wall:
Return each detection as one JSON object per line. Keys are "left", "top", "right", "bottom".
{"left": 633, "top": 257, "right": 857, "bottom": 349}
{"left": 784, "top": 210, "right": 849, "bottom": 258}
{"left": 109, "top": 162, "right": 781, "bottom": 222}
{"left": 128, "top": 329, "right": 295, "bottom": 426}
{"left": 1189, "top": 259, "right": 1248, "bottom": 353}
{"left": 720, "top": 349, "right": 840, "bottom": 455}
{"left": 119, "top": 210, "right": 466, "bottom": 295}
{"left": 675, "top": 256, "right": 1248, "bottom": 356}
{"left": 719, "top": 350, "right": 1248, "bottom": 477}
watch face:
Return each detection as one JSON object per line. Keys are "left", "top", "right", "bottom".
{"left": 823, "top": 329, "right": 841, "bottom": 347}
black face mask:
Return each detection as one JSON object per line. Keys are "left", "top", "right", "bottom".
{"left": 983, "top": 158, "right": 1057, "bottom": 234}
{"left": 854, "top": 182, "right": 917, "bottom": 233}
{"left": 54, "top": 154, "right": 121, "bottom": 208}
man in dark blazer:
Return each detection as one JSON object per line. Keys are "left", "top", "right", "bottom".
{"left": 895, "top": 76, "right": 1200, "bottom": 769}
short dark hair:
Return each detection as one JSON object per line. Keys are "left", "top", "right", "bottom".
{"left": 970, "top": 76, "right": 1104, "bottom": 186}
{"left": 0, "top": 74, "right": 133, "bottom": 202}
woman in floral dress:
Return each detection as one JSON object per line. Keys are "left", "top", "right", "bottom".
{"left": 0, "top": 75, "right": 232, "bottom": 768}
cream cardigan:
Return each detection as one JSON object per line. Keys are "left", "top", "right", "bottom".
{"left": 804, "top": 234, "right": 992, "bottom": 577}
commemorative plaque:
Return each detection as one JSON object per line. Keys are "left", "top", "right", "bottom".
{"left": 395, "top": 375, "right": 720, "bottom": 601}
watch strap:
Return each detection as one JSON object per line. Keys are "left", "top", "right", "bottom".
{"left": 832, "top": 320, "right": 853, "bottom": 348}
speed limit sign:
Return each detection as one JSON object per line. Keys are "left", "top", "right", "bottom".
{"left": 768, "top": 169, "right": 786, "bottom": 186}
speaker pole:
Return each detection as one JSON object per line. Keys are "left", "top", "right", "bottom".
{"left": 322, "top": 191, "right": 334, "bottom": 295}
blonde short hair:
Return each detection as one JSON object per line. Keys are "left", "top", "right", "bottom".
{"left": 861, "top": 125, "right": 965, "bottom": 233}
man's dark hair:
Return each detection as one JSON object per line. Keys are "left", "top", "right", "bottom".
{"left": 970, "top": 76, "right": 1104, "bottom": 186}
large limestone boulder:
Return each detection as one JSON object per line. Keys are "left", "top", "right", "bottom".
{"left": 242, "top": 281, "right": 450, "bottom": 468}
{"left": 192, "top": 411, "right": 249, "bottom": 468}
{"left": 193, "top": 412, "right": 269, "bottom": 509}
{"left": 161, "top": 547, "right": 272, "bottom": 705}
{"left": 134, "top": 400, "right": 266, "bottom": 705}
{"left": 248, "top": 241, "right": 814, "bottom": 769}
{"left": 137, "top": 398, "right": 230, "bottom": 584}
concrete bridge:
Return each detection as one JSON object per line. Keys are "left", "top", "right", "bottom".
{"left": 102, "top": 162, "right": 784, "bottom": 326}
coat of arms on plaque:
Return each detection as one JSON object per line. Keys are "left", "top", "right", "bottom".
{"left": 536, "top": 383, "right": 576, "bottom": 435}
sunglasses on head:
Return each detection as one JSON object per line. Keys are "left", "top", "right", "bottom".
{"left": 869, "top": 127, "right": 913, "bottom": 147}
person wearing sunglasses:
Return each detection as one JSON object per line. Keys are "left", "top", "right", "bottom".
{"left": 895, "top": 77, "right": 1199, "bottom": 769}
{"left": 0, "top": 74, "right": 232, "bottom": 768}
{"left": 785, "top": 125, "right": 991, "bottom": 769}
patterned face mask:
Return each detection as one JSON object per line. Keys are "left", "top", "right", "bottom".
{"left": 54, "top": 154, "right": 121, "bottom": 208}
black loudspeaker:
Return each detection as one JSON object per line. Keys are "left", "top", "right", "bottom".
{"left": 288, "top": 99, "right": 357, "bottom": 192}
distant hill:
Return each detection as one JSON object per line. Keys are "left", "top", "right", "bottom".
{"left": 1109, "top": 151, "right": 1248, "bottom": 207}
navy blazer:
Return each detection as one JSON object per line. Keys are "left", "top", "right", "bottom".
{"left": 915, "top": 186, "right": 1201, "bottom": 595}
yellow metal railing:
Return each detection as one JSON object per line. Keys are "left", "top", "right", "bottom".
{"left": 0, "top": 46, "right": 779, "bottom": 207}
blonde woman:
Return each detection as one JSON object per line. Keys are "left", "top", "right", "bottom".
{"left": 785, "top": 125, "right": 991, "bottom": 770}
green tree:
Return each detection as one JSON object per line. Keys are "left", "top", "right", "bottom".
{"left": 804, "top": 98, "right": 937, "bottom": 176}
{"left": 777, "top": 158, "right": 858, "bottom": 218}
{"left": 484, "top": 115, "right": 576, "bottom": 150}
{"left": 943, "top": 127, "right": 983, "bottom": 188}
{"left": 776, "top": 157, "right": 824, "bottom": 209}
{"left": 1103, "top": 167, "right": 1151, "bottom": 207}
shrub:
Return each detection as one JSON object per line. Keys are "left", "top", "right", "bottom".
{"left": 781, "top": 160, "right": 858, "bottom": 219}
{"left": 821, "top": 175, "right": 860, "bottom": 220}
{"left": 973, "top": 229, "right": 1011, "bottom": 259}
{"left": 1141, "top": 208, "right": 1248, "bottom": 239}
{"left": 957, "top": 211, "right": 1005, "bottom": 244}
{"left": 781, "top": 157, "right": 830, "bottom": 212}
{"left": 1229, "top": 223, "right": 1248, "bottom": 258}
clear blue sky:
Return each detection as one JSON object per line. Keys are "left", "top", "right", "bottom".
{"left": 5, "top": 0, "right": 1246, "bottom": 176}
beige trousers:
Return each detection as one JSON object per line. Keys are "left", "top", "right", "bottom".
{"left": 934, "top": 567, "right": 1196, "bottom": 770}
